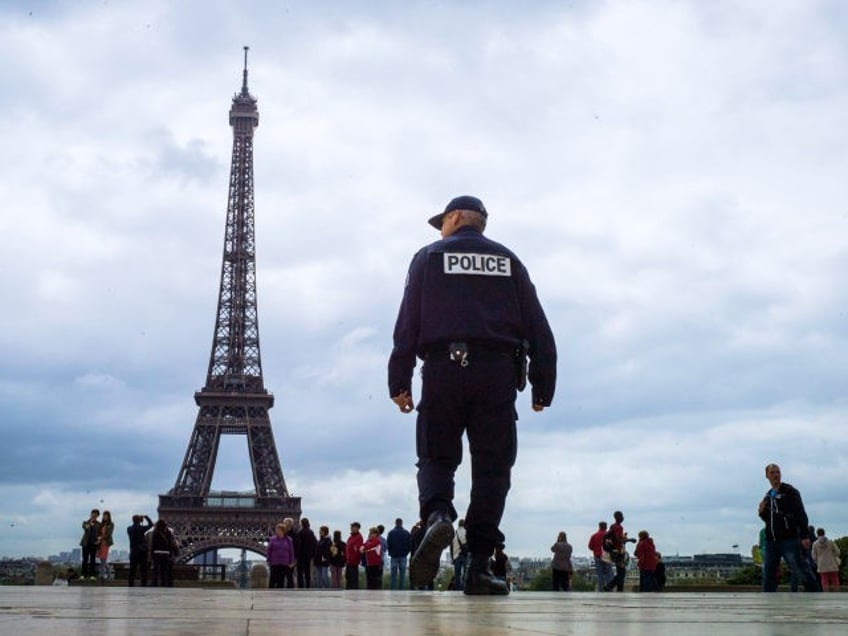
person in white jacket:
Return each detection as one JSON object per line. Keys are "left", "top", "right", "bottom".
{"left": 811, "top": 528, "right": 842, "bottom": 592}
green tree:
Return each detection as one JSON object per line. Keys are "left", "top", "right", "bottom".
{"left": 526, "top": 567, "right": 552, "bottom": 591}
{"left": 524, "top": 568, "right": 594, "bottom": 591}
{"left": 833, "top": 536, "right": 847, "bottom": 585}
{"left": 726, "top": 565, "right": 762, "bottom": 585}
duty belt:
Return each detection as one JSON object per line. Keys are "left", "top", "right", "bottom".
{"left": 422, "top": 340, "right": 529, "bottom": 391}
{"left": 423, "top": 340, "right": 520, "bottom": 364}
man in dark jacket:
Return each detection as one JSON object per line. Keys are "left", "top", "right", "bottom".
{"left": 296, "top": 517, "right": 318, "bottom": 588}
{"left": 758, "top": 463, "right": 819, "bottom": 592}
{"left": 80, "top": 509, "right": 101, "bottom": 579}
{"left": 313, "top": 525, "right": 333, "bottom": 588}
{"left": 127, "top": 514, "right": 153, "bottom": 586}
{"left": 386, "top": 518, "right": 412, "bottom": 590}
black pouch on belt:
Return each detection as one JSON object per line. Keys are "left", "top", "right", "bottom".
{"left": 515, "top": 340, "right": 529, "bottom": 391}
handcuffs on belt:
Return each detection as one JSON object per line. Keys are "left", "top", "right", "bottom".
{"left": 449, "top": 341, "right": 469, "bottom": 367}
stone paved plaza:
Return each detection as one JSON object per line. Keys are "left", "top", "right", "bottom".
{"left": 1, "top": 587, "right": 847, "bottom": 635}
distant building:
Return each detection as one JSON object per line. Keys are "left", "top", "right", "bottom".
{"left": 579, "top": 552, "right": 752, "bottom": 587}
{"left": 662, "top": 553, "right": 752, "bottom": 582}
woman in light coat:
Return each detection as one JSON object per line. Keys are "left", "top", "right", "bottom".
{"left": 811, "top": 528, "right": 841, "bottom": 592}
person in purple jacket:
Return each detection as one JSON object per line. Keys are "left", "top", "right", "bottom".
{"left": 267, "top": 522, "right": 295, "bottom": 589}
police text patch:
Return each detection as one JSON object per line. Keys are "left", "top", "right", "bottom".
{"left": 443, "top": 252, "right": 511, "bottom": 276}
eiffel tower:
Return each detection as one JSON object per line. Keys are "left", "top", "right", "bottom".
{"left": 158, "top": 48, "right": 301, "bottom": 562}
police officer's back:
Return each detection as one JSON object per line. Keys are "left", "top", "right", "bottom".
{"left": 388, "top": 195, "right": 556, "bottom": 596}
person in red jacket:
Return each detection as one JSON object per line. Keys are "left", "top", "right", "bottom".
{"left": 588, "top": 521, "right": 611, "bottom": 591}
{"left": 603, "top": 511, "right": 635, "bottom": 592}
{"left": 345, "top": 522, "right": 364, "bottom": 589}
{"left": 361, "top": 527, "right": 384, "bottom": 590}
{"left": 634, "top": 530, "right": 658, "bottom": 592}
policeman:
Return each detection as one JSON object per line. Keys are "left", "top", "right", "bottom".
{"left": 388, "top": 195, "right": 557, "bottom": 595}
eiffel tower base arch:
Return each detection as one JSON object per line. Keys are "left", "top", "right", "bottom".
{"left": 158, "top": 495, "right": 302, "bottom": 563}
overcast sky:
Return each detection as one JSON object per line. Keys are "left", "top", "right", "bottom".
{"left": 1, "top": 0, "right": 847, "bottom": 562}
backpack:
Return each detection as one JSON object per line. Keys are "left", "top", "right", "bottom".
{"left": 602, "top": 529, "right": 617, "bottom": 553}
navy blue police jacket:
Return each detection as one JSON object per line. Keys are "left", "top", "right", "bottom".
{"left": 388, "top": 225, "right": 557, "bottom": 407}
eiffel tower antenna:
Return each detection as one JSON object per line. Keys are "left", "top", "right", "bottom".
{"left": 159, "top": 48, "right": 301, "bottom": 562}
{"left": 242, "top": 45, "right": 250, "bottom": 95}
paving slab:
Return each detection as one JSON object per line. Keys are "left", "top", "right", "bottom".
{"left": 1, "top": 587, "right": 846, "bottom": 635}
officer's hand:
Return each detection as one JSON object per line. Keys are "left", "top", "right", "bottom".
{"left": 532, "top": 403, "right": 545, "bottom": 412}
{"left": 392, "top": 391, "right": 414, "bottom": 414}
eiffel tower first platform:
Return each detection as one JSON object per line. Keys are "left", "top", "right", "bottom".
{"left": 159, "top": 48, "right": 301, "bottom": 563}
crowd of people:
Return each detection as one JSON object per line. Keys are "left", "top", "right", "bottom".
{"left": 76, "top": 511, "right": 519, "bottom": 591}
{"left": 266, "top": 516, "right": 429, "bottom": 591}
{"left": 76, "top": 467, "right": 839, "bottom": 593}
{"left": 581, "top": 511, "right": 665, "bottom": 593}
{"left": 79, "top": 509, "right": 181, "bottom": 586}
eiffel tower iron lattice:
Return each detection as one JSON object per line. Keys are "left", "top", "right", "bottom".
{"left": 159, "top": 48, "right": 301, "bottom": 563}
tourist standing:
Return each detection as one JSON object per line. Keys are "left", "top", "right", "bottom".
{"left": 603, "top": 511, "right": 635, "bottom": 592}
{"left": 362, "top": 527, "right": 384, "bottom": 590}
{"left": 550, "top": 531, "right": 573, "bottom": 591}
{"left": 387, "top": 517, "right": 412, "bottom": 590}
{"left": 329, "top": 530, "right": 346, "bottom": 588}
{"left": 267, "top": 522, "right": 296, "bottom": 589}
{"left": 127, "top": 514, "right": 153, "bottom": 587}
{"left": 296, "top": 517, "right": 317, "bottom": 588}
{"left": 97, "top": 510, "right": 115, "bottom": 581}
{"left": 79, "top": 509, "right": 101, "bottom": 580}
{"left": 634, "top": 530, "right": 658, "bottom": 592}
{"left": 150, "top": 519, "right": 178, "bottom": 587}
{"left": 811, "top": 528, "right": 842, "bottom": 592}
{"left": 345, "top": 522, "right": 364, "bottom": 589}
{"left": 313, "top": 525, "right": 332, "bottom": 588}
{"left": 758, "top": 463, "right": 819, "bottom": 592}
{"left": 588, "top": 521, "right": 611, "bottom": 591}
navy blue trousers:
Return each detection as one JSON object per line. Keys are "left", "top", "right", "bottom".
{"left": 416, "top": 350, "right": 518, "bottom": 556}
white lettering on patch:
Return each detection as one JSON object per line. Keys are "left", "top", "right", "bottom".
{"left": 443, "top": 252, "right": 511, "bottom": 276}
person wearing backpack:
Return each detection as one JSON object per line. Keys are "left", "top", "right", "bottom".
{"left": 602, "top": 511, "right": 635, "bottom": 592}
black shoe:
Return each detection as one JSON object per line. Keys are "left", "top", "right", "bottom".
{"left": 409, "top": 512, "right": 454, "bottom": 588}
{"left": 463, "top": 553, "right": 509, "bottom": 596}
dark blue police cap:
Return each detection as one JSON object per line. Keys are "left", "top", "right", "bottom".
{"left": 428, "top": 195, "right": 488, "bottom": 230}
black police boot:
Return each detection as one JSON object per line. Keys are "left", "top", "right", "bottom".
{"left": 409, "top": 511, "right": 454, "bottom": 588}
{"left": 463, "top": 552, "right": 509, "bottom": 596}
